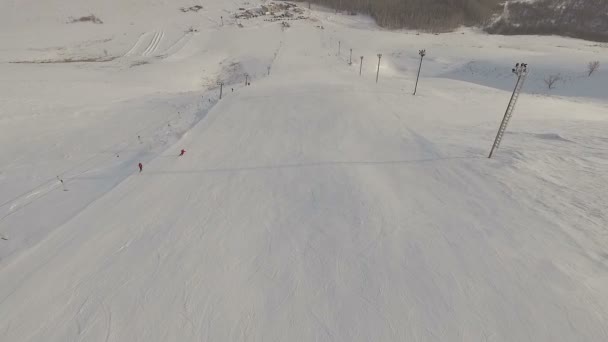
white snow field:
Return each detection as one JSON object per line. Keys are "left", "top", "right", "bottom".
{"left": 1, "top": 0, "right": 608, "bottom": 341}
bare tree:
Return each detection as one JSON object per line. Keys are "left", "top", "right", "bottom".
{"left": 588, "top": 61, "right": 600, "bottom": 76}
{"left": 544, "top": 74, "right": 561, "bottom": 90}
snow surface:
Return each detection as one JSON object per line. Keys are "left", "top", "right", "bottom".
{"left": 1, "top": 1, "right": 608, "bottom": 341}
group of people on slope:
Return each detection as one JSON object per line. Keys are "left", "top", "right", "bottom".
{"left": 138, "top": 149, "right": 186, "bottom": 173}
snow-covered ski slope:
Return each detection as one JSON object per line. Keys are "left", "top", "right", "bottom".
{"left": 1, "top": 0, "right": 608, "bottom": 341}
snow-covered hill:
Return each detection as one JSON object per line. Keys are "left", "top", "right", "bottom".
{"left": 1, "top": 1, "right": 607, "bottom": 341}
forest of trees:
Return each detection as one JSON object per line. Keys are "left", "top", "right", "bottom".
{"left": 301, "top": 0, "right": 502, "bottom": 31}
{"left": 299, "top": 0, "right": 608, "bottom": 42}
{"left": 486, "top": 0, "right": 608, "bottom": 42}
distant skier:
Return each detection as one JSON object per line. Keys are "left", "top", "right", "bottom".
{"left": 57, "top": 176, "right": 67, "bottom": 191}
{"left": 179, "top": 149, "right": 186, "bottom": 156}
{"left": 138, "top": 162, "right": 143, "bottom": 173}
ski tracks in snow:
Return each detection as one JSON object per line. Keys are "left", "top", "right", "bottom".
{"left": 158, "top": 33, "right": 193, "bottom": 58}
{"left": 124, "top": 30, "right": 165, "bottom": 58}
{"left": 124, "top": 30, "right": 194, "bottom": 60}
{"left": 123, "top": 33, "right": 145, "bottom": 57}
{"left": 142, "top": 31, "right": 164, "bottom": 57}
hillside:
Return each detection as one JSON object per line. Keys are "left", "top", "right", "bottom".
{"left": 1, "top": 0, "right": 608, "bottom": 341}
{"left": 304, "top": 0, "right": 608, "bottom": 41}
{"left": 488, "top": 0, "right": 608, "bottom": 42}
{"left": 304, "top": 0, "right": 501, "bottom": 31}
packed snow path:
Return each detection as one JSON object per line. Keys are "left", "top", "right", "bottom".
{"left": 2, "top": 3, "right": 608, "bottom": 342}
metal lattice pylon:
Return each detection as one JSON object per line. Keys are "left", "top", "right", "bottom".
{"left": 489, "top": 63, "right": 529, "bottom": 158}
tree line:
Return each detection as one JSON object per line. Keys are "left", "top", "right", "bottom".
{"left": 486, "top": 0, "right": 608, "bottom": 43}
{"left": 300, "top": 0, "right": 608, "bottom": 42}
{"left": 302, "top": 0, "right": 501, "bottom": 31}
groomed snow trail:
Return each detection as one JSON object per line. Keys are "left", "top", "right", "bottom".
{"left": 2, "top": 0, "right": 608, "bottom": 339}
{"left": 1, "top": 24, "right": 608, "bottom": 341}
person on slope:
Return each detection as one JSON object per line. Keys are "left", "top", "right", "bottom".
{"left": 138, "top": 162, "right": 143, "bottom": 173}
{"left": 179, "top": 149, "right": 186, "bottom": 156}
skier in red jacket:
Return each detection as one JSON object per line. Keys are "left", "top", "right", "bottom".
{"left": 179, "top": 149, "right": 186, "bottom": 156}
{"left": 138, "top": 163, "right": 143, "bottom": 172}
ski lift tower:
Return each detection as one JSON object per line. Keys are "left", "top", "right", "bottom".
{"left": 488, "top": 63, "right": 529, "bottom": 158}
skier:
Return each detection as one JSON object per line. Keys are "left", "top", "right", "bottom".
{"left": 57, "top": 176, "right": 67, "bottom": 191}
{"left": 179, "top": 149, "right": 186, "bottom": 156}
{"left": 138, "top": 162, "right": 143, "bottom": 173}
